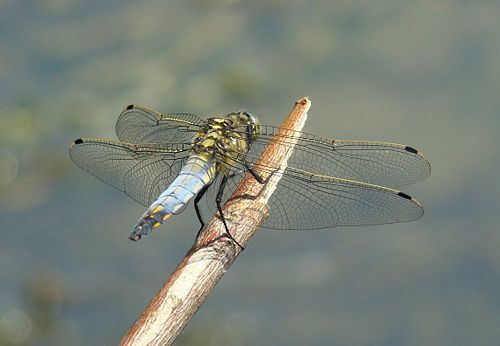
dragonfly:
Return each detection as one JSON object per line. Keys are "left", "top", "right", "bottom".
{"left": 70, "top": 105, "right": 430, "bottom": 244}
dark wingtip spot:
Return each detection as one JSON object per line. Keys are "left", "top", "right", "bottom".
{"left": 397, "top": 192, "right": 412, "bottom": 200}
{"left": 405, "top": 146, "right": 418, "bottom": 154}
{"left": 126, "top": 104, "right": 134, "bottom": 110}
{"left": 74, "top": 138, "right": 83, "bottom": 145}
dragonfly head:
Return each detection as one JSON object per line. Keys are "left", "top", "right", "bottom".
{"left": 243, "top": 111, "right": 260, "bottom": 141}
{"left": 226, "top": 111, "right": 260, "bottom": 142}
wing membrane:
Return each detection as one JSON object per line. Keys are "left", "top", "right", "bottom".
{"left": 238, "top": 125, "right": 431, "bottom": 188}
{"left": 69, "top": 138, "right": 190, "bottom": 206}
{"left": 264, "top": 170, "right": 423, "bottom": 229}
{"left": 115, "top": 105, "right": 204, "bottom": 144}
{"left": 201, "top": 167, "right": 423, "bottom": 230}
{"left": 199, "top": 133, "right": 425, "bottom": 230}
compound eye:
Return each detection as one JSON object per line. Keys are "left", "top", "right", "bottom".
{"left": 242, "top": 111, "right": 256, "bottom": 125}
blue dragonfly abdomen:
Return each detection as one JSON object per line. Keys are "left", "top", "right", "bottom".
{"left": 129, "top": 155, "right": 216, "bottom": 240}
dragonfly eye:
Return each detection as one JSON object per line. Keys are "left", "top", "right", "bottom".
{"left": 239, "top": 111, "right": 256, "bottom": 124}
{"left": 240, "top": 111, "right": 259, "bottom": 141}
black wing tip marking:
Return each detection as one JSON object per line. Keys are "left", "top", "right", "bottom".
{"left": 397, "top": 191, "right": 413, "bottom": 200}
{"left": 404, "top": 146, "right": 418, "bottom": 154}
{"left": 126, "top": 104, "right": 134, "bottom": 110}
{"left": 74, "top": 138, "right": 83, "bottom": 145}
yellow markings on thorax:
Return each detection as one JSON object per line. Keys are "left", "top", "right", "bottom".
{"left": 191, "top": 113, "right": 257, "bottom": 176}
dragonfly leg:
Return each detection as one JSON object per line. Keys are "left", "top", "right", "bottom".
{"left": 194, "top": 183, "right": 211, "bottom": 239}
{"left": 216, "top": 175, "right": 244, "bottom": 250}
{"left": 245, "top": 161, "right": 278, "bottom": 184}
{"left": 223, "top": 165, "right": 279, "bottom": 204}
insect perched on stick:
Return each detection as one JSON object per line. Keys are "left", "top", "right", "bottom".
{"left": 70, "top": 102, "right": 430, "bottom": 245}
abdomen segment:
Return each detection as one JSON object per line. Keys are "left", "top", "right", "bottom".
{"left": 130, "top": 155, "right": 215, "bottom": 240}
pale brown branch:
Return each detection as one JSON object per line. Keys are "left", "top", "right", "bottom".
{"left": 120, "top": 97, "right": 311, "bottom": 346}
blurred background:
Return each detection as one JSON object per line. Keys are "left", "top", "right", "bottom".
{"left": 0, "top": 0, "right": 499, "bottom": 345}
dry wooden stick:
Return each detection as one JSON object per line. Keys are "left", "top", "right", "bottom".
{"left": 120, "top": 97, "right": 311, "bottom": 346}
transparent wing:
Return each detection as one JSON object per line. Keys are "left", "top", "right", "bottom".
{"left": 115, "top": 104, "right": 205, "bottom": 144}
{"left": 201, "top": 167, "right": 423, "bottom": 230}
{"left": 69, "top": 138, "right": 191, "bottom": 206}
{"left": 266, "top": 170, "right": 423, "bottom": 229}
{"left": 199, "top": 131, "right": 426, "bottom": 230}
{"left": 235, "top": 125, "right": 431, "bottom": 189}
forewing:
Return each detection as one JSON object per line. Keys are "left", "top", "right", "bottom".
{"left": 242, "top": 125, "right": 431, "bottom": 188}
{"left": 115, "top": 105, "right": 205, "bottom": 144}
{"left": 69, "top": 138, "right": 190, "bottom": 206}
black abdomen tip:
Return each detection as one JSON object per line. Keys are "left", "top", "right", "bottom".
{"left": 126, "top": 104, "right": 134, "bottom": 110}
{"left": 129, "top": 234, "right": 141, "bottom": 241}
{"left": 405, "top": 146, "right": 418, "bottom": 154}
{"left": 397, "top": 192, "right": 412, "bottom": 200}
{"left": 74, "top": 138, "right": 83, "bottom": 145}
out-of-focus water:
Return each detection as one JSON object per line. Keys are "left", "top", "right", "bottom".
{"left": 1, "top": 1, "right": 499, "bottom": 345}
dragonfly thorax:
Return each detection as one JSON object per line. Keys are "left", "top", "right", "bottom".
{"left": 191, "top": 111, "right": 260, "bottom": 173}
